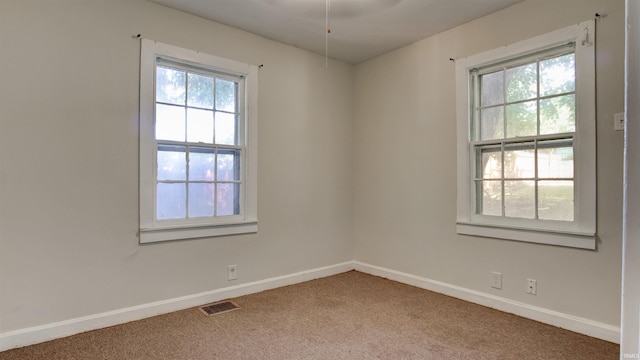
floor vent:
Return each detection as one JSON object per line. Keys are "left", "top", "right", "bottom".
{"left": 199, "top": 301, "right": 240, "bottom": 316}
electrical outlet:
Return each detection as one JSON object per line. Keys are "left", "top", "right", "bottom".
{"left": 491, "top": 271, "right": 502, "bottom": 289}
{"left": 227, "top": 265, "right": 237, "bottom": 281}
{"left": 526, "top": 278, "right": 537, "bottom": 295}
{"left": 614, "top": 112, "right": 625, "bottom": 131}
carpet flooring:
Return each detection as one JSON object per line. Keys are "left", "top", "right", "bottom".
{"left": 0, "top": 271, "right": 619, "bottom": 359}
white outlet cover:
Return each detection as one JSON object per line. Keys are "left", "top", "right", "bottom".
{"left": 527, "top": 278, "right": 537, "bottom": 295}
{"left": 227, "top": 265, "right": 237, "bottom": 281}
{"left": 491, "top": 271, "right": 502, "bottom": 289}
{"left": 614, "top": 112, "right": 625, "bottom": 131}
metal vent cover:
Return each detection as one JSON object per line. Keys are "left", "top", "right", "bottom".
{"left": 199, "top": 301, "right": 240, "bottom": 316}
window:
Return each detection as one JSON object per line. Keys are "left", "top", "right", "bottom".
{"left": 456, "top": 20, "right": 596, "bottom": 249}
{"left": 139, "top": 39, "right": 258, "bottom": 243}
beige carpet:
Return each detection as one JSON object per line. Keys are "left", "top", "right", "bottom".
{"left": 0, "top": 271, "right": 619, "bottom": 359}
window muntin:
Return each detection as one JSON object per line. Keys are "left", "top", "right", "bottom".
{"left": 471, "top": 48, "right": 576, "bottom": 223}
{"left": 154, "top": 61, "right": 243, "bottom": 222}
{"left": 474, "top": 139, "right": 575, "bottom": 221}
{"left": 473, "top": 48, "right": 576, "bottom": 141}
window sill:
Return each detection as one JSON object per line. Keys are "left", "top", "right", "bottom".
{"left": 140, "top": 221, "right": 258, "bottom": 244}
{"left": 456, "top": 222, "right": 596, "bottom": 250}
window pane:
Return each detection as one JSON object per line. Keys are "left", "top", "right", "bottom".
{"left": 478, "top": 180, "right": 502, "bottom": 216}
{"left": 156, "top": 66, "right": 185, "bottom": 105}
{"left": 188, "top": 183, "right": 215, "bottom": 218}
{"left": 480, "top": 106, "right": 504, "bottom": 140}
{"left": 481, "top": 71, "right": 504, "bottom": 107}
{"left": 215, "top": 112, "right": 237, "bottom": 145}
{"left": 189, "top": 147, "right": 216, "bottom": 181}
{"left": 477, "top": 147, "right": 502, "bottom": 179}
{"left": 187, "top": 108, "right": 214, "bottom": 143}
{"left": 538, "top": 142, "right": 573, "bottom": 178}
{"left": 187, "top": 73, "right": 214, "bottom": 109}
{"left": 157, "top": 183, "right": 186, "bottom": 220}
{"left": 156, "top": 104, "right": 185, "bottom": 141}
{"left": 217, "top": 183, "right": 239, "bottom": 216}
{"left": 504, "top": 180, "right": 535, "bottom": 218}
{"left": 540, "top": 94, "right": 575, "bottom": 135}
{"left": 505, "top": 63, "right": 537, "bottom": 102}
{"left": 506, "top": 100, "right": 537, "bottom": 138}
{"left": 504, "top": 143, "right": 535, "bottom": 179}
{"left": 218, "top": 149, "right": 240, "bottom": 181}
{"left": 157, "top": 145, "right": 186, "bottom": 181}
{"left": 539, "top": 180, "right": 574, "bottom": 221}
{"left": 540, "top": 53, "right": 575, "bottom": 97}
{"left": 216, "top": 78, "right": 237, "bottom": 112}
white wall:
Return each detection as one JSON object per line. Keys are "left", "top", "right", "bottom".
{"left": 0, "top": 0, "right": 354, "bottom": 334}
{"left": 354, "top": 0, "right": 624, "bottom": 329}
{"left": 621, "top": 0, "right": 640, "bottom": 355}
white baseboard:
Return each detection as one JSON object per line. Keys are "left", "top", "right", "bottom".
{"left": 1, "top": 260, "right": 620, "bottom": 351}
{"left": 353, "top": 261, "right": 620, "bottom": 344}
{"left": 0, "top": 261, "right": 354, "bottom": 352}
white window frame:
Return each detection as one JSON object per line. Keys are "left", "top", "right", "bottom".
{"left": 139, "top": 39, "right": 258, "bottom": 244}
{"left": 455, "top": 20, "right": 596, "bottom": 249}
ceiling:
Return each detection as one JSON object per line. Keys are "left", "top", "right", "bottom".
{"left": 150, "top": 0, "right": 524, "bottom": 64}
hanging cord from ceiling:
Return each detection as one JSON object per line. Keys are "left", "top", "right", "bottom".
{"left": 326, "top": 0, "right": 331, "bottom": 68}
